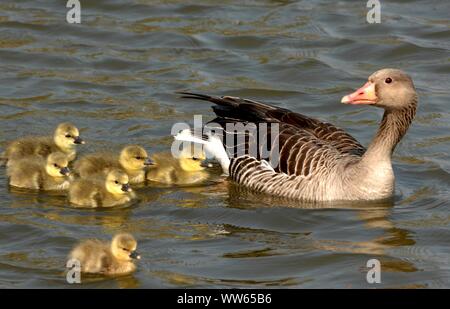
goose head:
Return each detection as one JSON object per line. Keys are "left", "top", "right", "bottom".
{"left": 45, "top": 152, "right": 70, "bottom": 177}
{"left": 341, "top": 68, "right": 418, "bottom": 111}
{"left": 54, "top": 123, "right": 85, "bottom": 150}
{"left": 105, "top": 169, "right": 132, "bottom": 195}
{"left": 119, "top": 145, "right": 154, "bottom": 171}
{"left": 110, "top": 233, "right": 140, "bottom": 262}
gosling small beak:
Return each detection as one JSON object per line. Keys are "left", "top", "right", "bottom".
{"left": 144, "top": 157, "right": 155, "bottom": 166}
{"left": 129, "top": 250, "right": 141, "bottom": 260}
{"left": 341, "top": 81, "right": 378, "bottom": 105}
{"left": 200, "top": 159, "right": 214, "bottom": 168}
{"left": 121, "top": 183, "right": 132, "bottom": 192}
{"left": 73, "top": 136, "right": 85, "bottom": 144}
{"left": 60, "top": 167, "right": 70, "bottom": 176}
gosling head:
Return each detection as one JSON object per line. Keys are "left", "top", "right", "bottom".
{"left": 105, "top": 169, "right": 132, "bottom": 195}
{"left": 110, "top": 233, "right": 140, "bottom": 262}
{"left": 119, "top": 145, "right": 154, "bottom": 171}
{"left": 341, "top": 68, "right": 418, "bottom": 111}
{"left": 178, "top": 146, "right": 206, "bottom": 172}
{"left": 54, "top": 122, "right": 85, "bottom": 151}
{"left": 45, "top": 152, "right": 70, "bottom": 177}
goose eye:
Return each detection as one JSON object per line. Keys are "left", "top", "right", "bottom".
{"left": 192, "top": 157, "right": 199, "bottom": 161}
{"left": 114, "top": 180, "right": 119, "bottom": 184}
{"left": 65, "top": 134, "right": 72, "bottom": 138}
{"left": 135, "top": 156, "right": 141, "bottom": 160}
{"left": 385, "top": 77, "right": 392, "bottom": 84}
{"left": 122, "top": 248, "right": 129, "bottom": 252}
{"left": 53, "top": 164, "right": 58, "bottom": 168}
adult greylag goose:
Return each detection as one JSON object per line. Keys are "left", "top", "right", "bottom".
{"left": 176, "top": 69, "right": 418, "bottom": 202}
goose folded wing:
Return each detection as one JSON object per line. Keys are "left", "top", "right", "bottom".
{"left": 179, "top": 92, "right": 365, "bottom": 157}
{"left": 269, "top": 123, "right": 344, "bottom": 177}
{"left": 266, "top": 110, "right": 365, "bottom": 156}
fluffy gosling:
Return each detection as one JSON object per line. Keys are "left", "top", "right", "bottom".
{"left": 146, "top": 146, "right": 209, "bottom": 185}
{"left": 69, "top": 169, "right": 136, "bottom": 208}
{"left": 7, "top": 152, "right": 71, "bottom": 190}
{"left": 68, "top": 233, "right": 140, "bottom": 275}
{"left": 2, "top": 122, "right": 84, "bottom": 166}
{"left": 74, "top": 145, "right": 153, "bottom": 184}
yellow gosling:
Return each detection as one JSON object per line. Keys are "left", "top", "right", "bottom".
{"left": 3, "top": 122, "right": 84, "bottom": 166}
{"left": 68, "top": 233, "right": 140, "bottom": 275}
{"left": 7, "top": 152, "right": 71, "bottom": 190}
{"left": 69, "top": 169, "right": 136, "bottom": 208}
{"left": 74, "top": 145, "right": 153, "bottom": 184}
{"left": 146, "top": 146, "right": 209, "bottom": 185}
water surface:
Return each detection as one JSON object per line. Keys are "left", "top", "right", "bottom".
{"left": 0, "top": 0, "right": 449, "bottom": 288}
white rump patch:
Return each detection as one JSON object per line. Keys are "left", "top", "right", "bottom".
{"left": 260, "top": 160, "right": 275, "bottom": 172}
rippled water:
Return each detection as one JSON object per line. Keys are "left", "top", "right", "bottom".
{"left": 0, "top": 0, "right": 449, "bottom": 288}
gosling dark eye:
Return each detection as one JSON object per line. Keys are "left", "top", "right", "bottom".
{"left": 115, "top": 181, "right": 119, "bottom": 184}
{"left": 53, "top": 164, "right": 58, "bottom": 168}
{"left": 122, "top": 248, "right": 129, "bottom": 252}
{"left": 135, "top": 156, "right": 142, "bottom": 160}
{"left": 65, "top": 134, "right": 72, "bottom": 138}
{"left": 385, "top": 77, "right": 392, "bottom": 84}
{"left": 192, "top": 157, "right": 199, "bottom": 161}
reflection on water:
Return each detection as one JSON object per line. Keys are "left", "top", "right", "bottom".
{"left": 0, "top": 0, "right": 449, "bottom": 288}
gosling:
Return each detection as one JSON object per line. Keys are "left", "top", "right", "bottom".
{"left": 2, "top": 122, "right": 84, "bottom": 166}
{"left": 7, "top": 152, "right": 71, "bottom": 190}
{"left": 68, "top": 233, "right": 140, "bottom": 275}
{"left": 69, "top": 169, "right": 136, "bottom": 208}
{"left": 74, "top": 145, "right": 153, "bottom": 184}
{"left": 146, "top": 146, "right": 209, "bottom": 185}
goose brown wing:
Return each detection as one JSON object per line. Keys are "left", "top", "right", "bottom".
{"left": 179, "top": 92, "right": 365, "bottom": 165}
{"left": 273, "top": 124, "right": 338, "bottom": 176}
{"left": 265, "top": 110, "right": 365, "bottom": 156}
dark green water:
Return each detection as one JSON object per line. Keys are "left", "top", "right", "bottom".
{"left": 0, "top": 0, "right": 449, "bottom": 288}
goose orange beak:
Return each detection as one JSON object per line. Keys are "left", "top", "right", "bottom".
{"left": 341, "top": 81, "right": 377, "bottom": 105}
